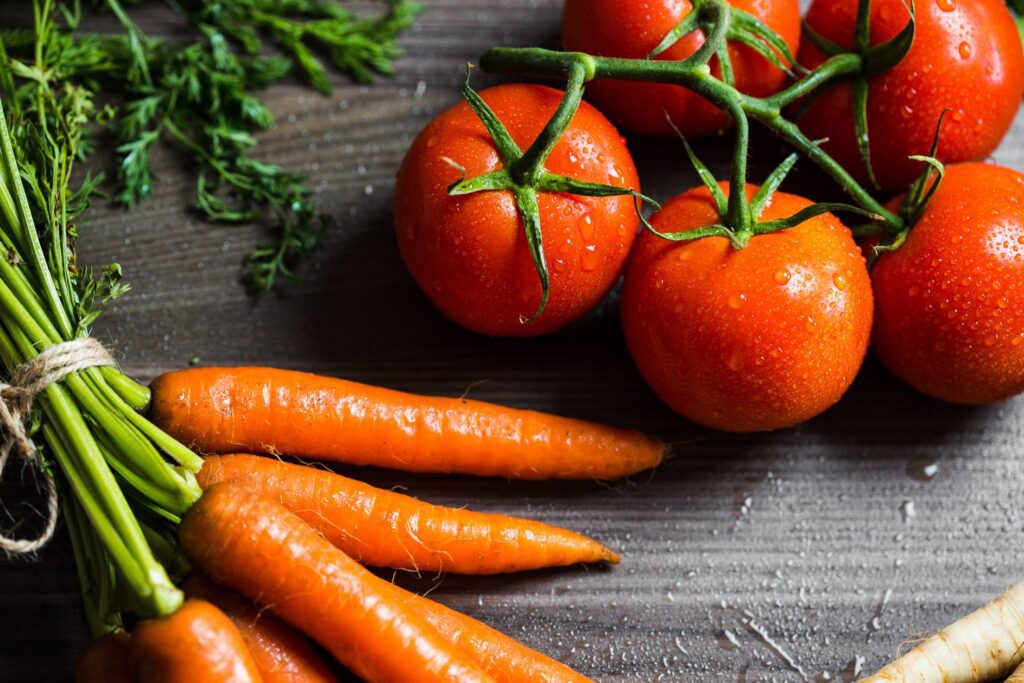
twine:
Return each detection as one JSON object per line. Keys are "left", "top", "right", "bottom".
{"left": 0, "top": 338, "right": 115, "bottom": 555}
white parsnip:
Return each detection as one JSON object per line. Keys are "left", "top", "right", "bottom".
{"left": 859, "top": 583, "right": 1024, "bottom": 683}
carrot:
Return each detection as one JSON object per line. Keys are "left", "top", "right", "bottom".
{"left": 390, "top": 582, "right": 593, "bottom": 683}
{"left": 1011, "top": 661, "right": 1024, "bottom": 683}
{"left": 179, "top": 483, "right": 495, "bottom": 683}
{"left": 860, "top": 582, "right": 1024, "bottom": 682}
{"left": 129, "top": 598, "right": 264, "bottom": 683}
{"left": 74, "top": 632, "right": 133, "bottom": 683}
{"left": 149, "top": 366, "right": 665, "bottom": 480}
{"left": 198, "top": 454, "right": 618, "bottom": 574}
{"left": 183, "top": 574, "right": 338, "bottom": 683}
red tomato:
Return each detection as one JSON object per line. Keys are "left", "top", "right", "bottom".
{"left": 621, "top": 184, "right": 873, "bottom": 432}
{"left": 798, "top": 0, "right": 1024, "bottom": 190}
{"left": 561, "top": 0, "right": 801, "bottom": 137}
{"left": 394, "top": 84, "right": 641, "bottom": 336}
{"left": 872, "top": 163, "right": 1024, "bottom": 404}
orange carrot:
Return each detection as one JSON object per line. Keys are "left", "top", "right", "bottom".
{"left": 184, "top": 574, "right": 338, "bottom": 683}
{"left": 74, "top": 632, "right": 133, "bottom": 683}
{"left": 150, "top": 366, "right": 665, "bottom": 480}
{"left": 391, "top": 583, "right": 593, "bottom": 683}
{"left": 198, "top": 454, "right": 618, "bottom": 574}
{"left": 179, "top": 483, "right": 495, "bottom": 683}
{"left": 129, "top": 599, "right": 264, "bottom": 683}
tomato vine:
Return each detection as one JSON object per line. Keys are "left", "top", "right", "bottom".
{"left": 448, "top": 0, "right": 933, "bottom": 320}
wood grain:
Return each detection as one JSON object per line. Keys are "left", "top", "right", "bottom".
{"left": 2, "top": 1, "right": 1024, "bottom": 681}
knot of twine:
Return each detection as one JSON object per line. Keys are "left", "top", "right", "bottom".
{"left": 0, "top": 338, "right": 115, "bottom": 555}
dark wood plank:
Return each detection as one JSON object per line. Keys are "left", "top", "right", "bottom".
{"left": 3, "top": 1, "right": 1024, "bottom": 681}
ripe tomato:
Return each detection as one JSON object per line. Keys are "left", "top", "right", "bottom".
{"left": 620, "top": 184, "right": 873, "bottom": 432}
{"left": 561, "top": 0, "right": 801, "bottom": 137}
{"left": 798, "top": 0, "right": 1024, "bottom": 190}
{"left": 872, "top": 163, "right": 1024, "bottom": 404}
{"left": 394, "top": 84, "right": 641, "bottom": 337}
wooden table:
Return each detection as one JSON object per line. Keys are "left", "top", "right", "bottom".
{"left": 2, "top": 1, "right": 1023, "bottom": 680}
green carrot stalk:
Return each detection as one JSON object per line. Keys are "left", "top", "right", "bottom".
{"left": 0, "top": 4, "right": 203, "bottom": 630}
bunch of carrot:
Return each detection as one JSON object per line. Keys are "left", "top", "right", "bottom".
{"left": 74, "top": 366, "right": 666, "bottom": 682}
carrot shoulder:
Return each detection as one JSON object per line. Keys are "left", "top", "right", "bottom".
{"left": 184, "top": 573, "right": 338, "bottom": 683}
{"left": 150, "top": 366, "right": 665, "bottom": 480}
{"left": 179, "top": 483, "right": 494, "bottom": 683}
{"left": 198, "top": 454, "right": 618, "bottom": 574}
{"left": 129, "top": 599, "right": 264, "bottom": 683}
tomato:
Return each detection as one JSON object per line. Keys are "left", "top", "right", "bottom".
{"left": 620, "top": 184, "right": 873, "bottom": 432}
{"left": 798, "top": 0, "right": 1024, "bottom": 190}
{"left": 561, "top": 0, "right": 801, "bottom": 137}
{"left": 394, "top": 84, "right": 641, "bottom": 337}
{"left": 872, "top": 163, "right": 1024, "bottom": 404}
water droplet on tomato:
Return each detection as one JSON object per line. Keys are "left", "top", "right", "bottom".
{"left": 728, "top": 293, "right": 747, "bottom": 310}
{"left": 581, "top": 245, "right": 599, "bottom": 272}
{"left": 952, "top": 109, "right": 965, "bottom": 122}
{"left": 727, "top": 350, "right": 746, "bottom": 371}
{"left": 805, "top": 317, "right": 816, "bottom": 332}
{"left": 1013, "top": 336, "right": 1024, "bottom": 347}
{"left": 909, "top": 286, "right": 920, "bottom": 296}
{"left": 426, "top": 135, "right": 439, "bottom": 148}
{"left": 677, "top": 250, "right": 693, "bottom": 262}
{"left": 774, "top": 269, "right": 791, "bottom": 285}
{"left": 936, "top": 0, "right": 955, "bottom": 11}
{"left": 579, "top": 215, "right": 595, "bottom": 241}
{"left": 984, "top": 335, "right": 997, "bottom": 347}
{"left": 958, "top": 42, "right": 972, "bottom": 60}
{"left": 833, "top": 273, "right": 848, "bottom": 291}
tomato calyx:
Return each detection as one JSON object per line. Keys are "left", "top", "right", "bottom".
{"left": 801, "top": 0, "right": 917, "bottom": 190}
{"left": 639, "top": 123, "right": 879, "bottom": 250}
{"left": 857, "top": 112, "right": 947, "bottom": 262}
{"left": 648, "top": 0, "right": 804, "bottom": 88}
{"left": 444, "top": 66, "right": 657, "bottom": 324}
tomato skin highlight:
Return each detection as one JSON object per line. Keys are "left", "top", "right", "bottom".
{"left": 394, "top": 84, "right": 641, "bottom": 337}
{"left": 798, "top": 0, "right": 1024, "bottom": 190}
{"left": 872, "top": 163, "right": 1024, "bottom": 404}
{"left": 561, "top": 0, "right": 801, "bottom": 137}
{"left": 620, "top": 184, "right": 873, "bottom": 432}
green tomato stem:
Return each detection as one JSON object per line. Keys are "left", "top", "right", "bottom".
{"left": 726, "top": 105, "right": 752, "bottom": 235}
{"left": 478, "top": 47, "right": 903, "bottom": 231}
{"left": 511, "top": 59, "right": 591, "bottom": 185}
